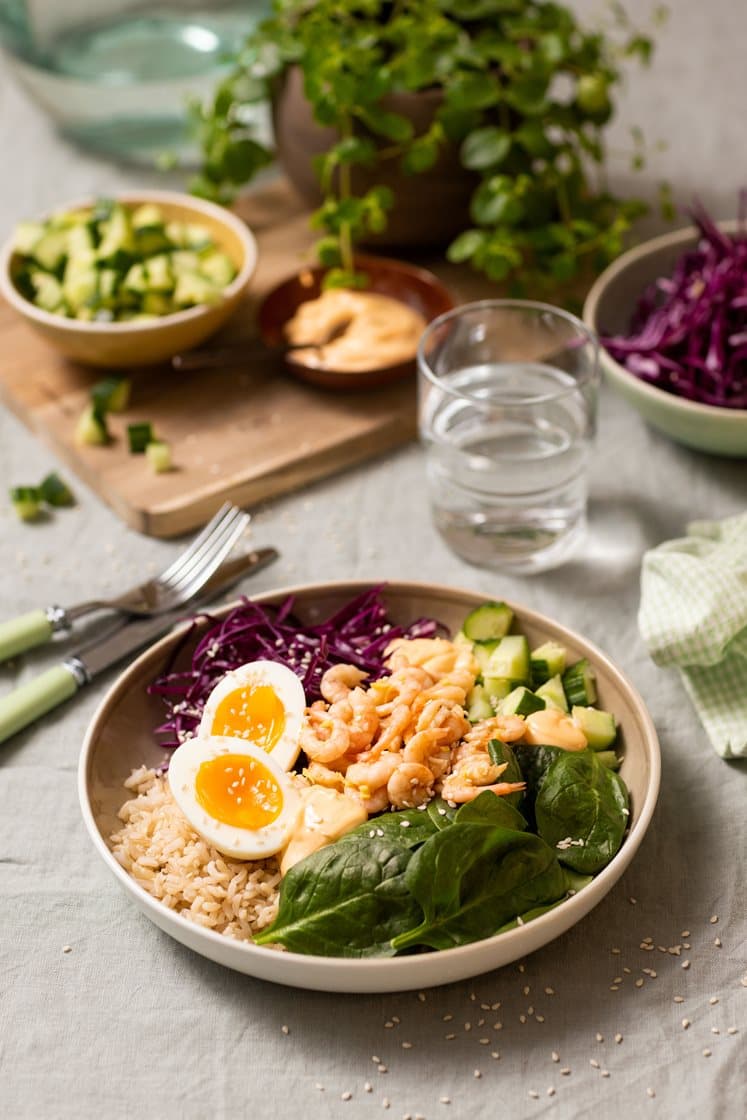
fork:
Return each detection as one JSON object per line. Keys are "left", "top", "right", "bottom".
{"left": 0, "top": 502, "right": 251, "bottom": 662}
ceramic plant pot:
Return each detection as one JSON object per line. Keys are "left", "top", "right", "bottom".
{"left": 272, "top": 66, "right": 478, "bottom": 248}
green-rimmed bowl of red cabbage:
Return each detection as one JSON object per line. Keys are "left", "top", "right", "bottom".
{"left": 583, "top": 209, "right": 747, "bottom": 458}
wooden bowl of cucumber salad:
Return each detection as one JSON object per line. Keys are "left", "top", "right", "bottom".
{"left": 0, "top": 191, "right": 258, "bottom": 368}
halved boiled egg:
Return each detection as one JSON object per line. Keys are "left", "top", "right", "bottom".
{"left": 168, "top": 736, "right": 300, "bottom": 860}
{"left": 198, "top": 660, "right": 305, "bottom": 771}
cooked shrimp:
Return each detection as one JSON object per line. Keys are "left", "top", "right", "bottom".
{"left": 339, "top": 687, "right": 379, "bottom": 751}
{"left": 344, "top": 750, "right": 401, "bottom": 797}
{"left": 463, "top": 714, "right": 526, "bottom": 748}
{"left": 402, "top": 727, "right": 450, "bottom": 766}
{"left": 304, "top": 760, "right": 346, "bottom": 791}
{"left": 300, "top": 708, "right": 350, "bottom": 763}
{"left": 320, "top": 664, "right": 368, "bottom": 704}
{"left": 387, "top": 762, "right": 435, "bottom": 809}
{"left": 440, "top": 780, "right": 526, "bottom": 804}
{"left": 362, "top": 703, "right": 411, "bottom": 759}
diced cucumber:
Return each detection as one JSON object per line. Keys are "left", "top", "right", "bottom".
{"left": 483, "top": 676, "right": 513, "bottom": 706}
{"left": 145, "top": 440, "right": 172, "bottom": 473}
{"left": 96, "top": 269, "right": 121, "bottom": 307}
{"left": 571, "top": 705, "right": 617, "bottom": 750}
{"left": 123, "top": 262, "right": 148, "bottom": 294}
{"left": 530, "top": 640, "right": 567, "bottom": 685}
{"left": 199, "top": 251, "right": 236, "bottom": 287}
{"left": 142, "top": 292, "right": 174, "bottom": 316}
{"left": 145, "top": 254, "right": 174, "bottom": 293}
{"left": 128, "top": 422, "right": 154, "bottom": 453}
{"left": 500, "top": 686, "right": 545, "bottom": 717}
{"left": 13, "top": 220, "right": 44, "bottom": 255}
{"left": 466, "top": 684, "right": 495, "bottom": 723}
{"left": 134, "top": 227, "right": 171, "bottom": 257}
{"left": 32, "top": 230, "right": 68, "bottom": 273}
{"left": 487, "top": 635, "right": 530, "bottom": 684}
{"left": 39, "top": 472, "right": 75, "bottom": 507}
{"left": 562, "top": 659, "right": 597, "bottom": 706}
{"left": 173, "top": 271, "right": 221, "bottom": 308}
{"left": 169, "top": 250, "right": 201, "bottom": 273}
{"left": 75, "top": 405, "right": 109, "bottom": 446}
{"left": 131, "top": 203, "right": 164, "bottom": 230}
{"left": 596, "top": 750, "right": 621, "bottom": 771}
{"left": 63, "top": 268, "right": 98, "bottom": 310}
{"left": 67, "top": 223, "right": 95, "bottom": 257}
{"left": 183, "top": 222, "right": 214, "bottom": 250}
{"left": 96, "top": 203, "right": 134, "bottom": 262}
{"left": 10, "top": 486, "right": 42, "bottom": 522}
{"left": 91, "top": 376, "right": 131, "bottom": 415}
{"left": 29, "top": 271, "right": 64, "bottom": 312}
{"left": 535, "top": 673, "right": 569, "bottom": 712}
{"left": 462, "top": 601, "right": 514, "bottom": 644}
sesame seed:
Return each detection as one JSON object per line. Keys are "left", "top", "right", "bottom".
{"left": 491, "top": 1002, "right": 501, "bottom": 1010}
{"left": 629, "top": 897, "right": 637, "bottom": 905}
{"left": 474, "top": 1070, "right": 482, "bottom": 1079}
{"left": 674, "top": 996, "right": 685, "bottom": 1003}
{"left": 314, "top": 1083, "right": 324, "bottom": 1091}
{"left": 709, "top": 997, "right": 719, "bottom": 1005}
{"left": 481, "top": 1003, "right": 491, "bottom": 1011}
{"left": 709, "top": 915, "right": 719, "bottom": 924}
{"left": 491, "top": 1052, "right": 500, "bottom": 1060}
{"left": 385, "top": 1022, "right": 394, "bottom": 1029}
{"left": 341, "top": 1092, "right": 352, "bottom": 1101}
{"left": 711, "top": 1027, "right": 720, "bottom": 1035}
{"left": 364, "top": 1083, "right": 373, "bottom": 1094}
{"left": 464, "top": 1022, "right": 471, "bottom": 1031}
{"left": 635, "top": 979, "right": 644, "bottom": 988}
{"left": 402, "top": 1042, "right": 413, "bottom": 1050}
{"left": 647, "top": 1088, "right": 656, "bottom": 1099}
{"left": 609, "top": 985, "right": 619, "bottom": 991}
{"left": 62, "top": 945, "right": 72, "bottom": 954}
{"left": 479, "top": 1038, "right": 490, "bottom": 1045}
{"left": 545, "top": 986, "right": 555, "bottom": 995}
{"left": 615, "top": 1033, "right": 623, "bottom": 1044}
{"left": 477, "top": 1018, "right": 485, "bottom": 1027}
{"left": 378, "top": 1065, "right": 388, "bottom": 1074}
{"left": 560, "top": 1068, "right": 571, "bottom": 1076}
{"left": 523, "top": 985, "right": 530, "bottom": 996}
{"left": 643, "top": 936, "right": 653, "bottom": 943}
{"left": 547, "top": 1087, "right": 556, "bottom": 1097}
{"left": 518, "top": 963, "right": 526, "bottom": 972}
{"left": 611, "top": 947, "right": 621, "bottom": 955}
{"left": 392, "top": 1016, "right": 400, "bottom": 1024}
{"left": 493, "top": 1022, "right": 503, "bottom": 1031}
{"left": 382, "top": 1098, "right": 390, "bottom": 1109}
{"left": 372, "top": 1056, "right": 381, "bottom": 1064}
{"left": 714, "top": 938, "right": 722, "bottom": 948}
{"left": 682, "top": 1019, "right": 691, "bottom": 1030}
{"left": 527, "top": 1007, "right": 534, "bottom": 1017}
{"left": 682, "top": 960, "right": 691, "bottom": 970}
{"left": 728, "top": 1027, "right": 738, "bottom": 1035}
{"left": 613, "top": 977, "right": 623, "bottom": 984}
{"left": 703, "top": 1049, "right": 712, "bottom": 1058}
{"left": 470, "top": 992, "right": 476, "bottom": 1001}
{"left": 445, "top": 1032, "right": 456, "bottom": 1041}
{"left": 281, "top": 1025, "right": 290, "bottom": 1035}
{"left": 741, "top": 976, "right": 747, "bottom": 987}
{"left": 551, "top": 1052, "right": 560, "bottom": 1063}
{"left": 681, "top": 930, "right": 690, "bottom": 937}
{"left": 439, "top": 1096, "right": 451, "bottom": 1105}
{"left": 590, "top": 1059, "right": 600, "bottom": 1069}
{"left": 601, "top": 1070, "right": 610, "bottom": 1078}
{"left": 683, "top": 943, "right": 691, "bottom": 949}
{"left": 528, "top": 1090, "right": 540, "bottom": 1100}
{"left": 536, "top": 1015, "right": 545, "bottom": 1023}
{"left": 596, "top": 1033, "right": 604, "bottom": 1042}
{"left": 519, "top": 1015, "right": 527, "bottom": 1024}
{"left": 418, "top": 992, "right": 426, "bottom": 1002}
{"left": 623, "top": 967, "right": 632, "bottom": 974}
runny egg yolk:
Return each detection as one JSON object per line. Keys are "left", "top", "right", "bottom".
{"left": 195, "top": 753, "right": 284, "bottom": 830}
{"left": 210, "top": 684, "right": 286, "bottom": 750}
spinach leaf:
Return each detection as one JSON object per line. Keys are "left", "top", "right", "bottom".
{"left": 427, "top": 797, "right": 457, "bottom": 830}
{"left": 345, "top": 807, "right": 440, "bottom": 849}
{"left": 494, "top": 868, "right": 594, "bottom": 934}
{"left": 454, "top": 788, "right": 528, "bottom": 832}
{"left": 487, "top": 738, "right": 525, "bottom": 807}
{"left": 535, "top": 750, "right": 629, "bottom": 874}
{"left": 390, "top": 802, "right": 566, "bottom": 952}
{"left": 254, "top": 838, "right": 422, "bottom": 957}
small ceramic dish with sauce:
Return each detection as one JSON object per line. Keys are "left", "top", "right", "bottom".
{"left": 257, "top": 255, "right": 455, "bottom": 390}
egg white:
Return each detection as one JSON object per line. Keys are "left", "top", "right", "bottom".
{"left": 197, "top": 659, "right": 305, "bottom": 771}
{"left": 168, "top": 735, "right": 300, "bottom": 860}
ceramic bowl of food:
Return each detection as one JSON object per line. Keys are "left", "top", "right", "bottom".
{"left": 583, "top": 222, "right": 747, "bottom": 458}
{"left": 79, "top": 580, "right": 660, "bottom": 994}
{"left": 257, "top": 255, "right": 455, "bottom": 390}
{"left": 0, "top": 190, "right": 258, "bottom": 368}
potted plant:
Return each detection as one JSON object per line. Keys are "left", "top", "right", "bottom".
{"left": 191, "top": 0, "right": 663, "bottom": 292}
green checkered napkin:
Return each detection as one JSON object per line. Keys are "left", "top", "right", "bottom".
{"left": 639, "top": 513, "right": 747, "bottom": 759}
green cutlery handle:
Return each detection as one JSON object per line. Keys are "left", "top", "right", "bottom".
{"left": 0, "top": 609, "right": 55, "bottom": 662}
{"left": 0, "top": 664, "right": 79, "bottom": 744}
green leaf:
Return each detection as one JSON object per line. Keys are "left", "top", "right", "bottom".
{"left": 314, "top": 236, "right": 342, "bottom": 267}
{"left": 254, "top": 838, "right": 421, "bottom": 957}
{"left": 359, "top": 107, "right": 414, "bottom": 142}
{"left": 470, "top": 178, "right": 524, "bottom": 226}
{"left": 460, "top": 126, "right": 511, "bottom": 170}
{"left": 534, "top": 751, "right": 629, "bottom": 874}
{"left": 446, "top": 72, "right": 502, "bottom": 111}
{"left": 401, "top": 137, "right": 440, "bottom": 175}
{"left": 514, "top": 121, "right": 554, "bottom": 158}
{"left": 446, "top": 229, "right": 487, "bottom": 263}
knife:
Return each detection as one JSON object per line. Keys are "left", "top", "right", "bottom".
{"left": 0, "top": 546, "right": 278, "bottom": 745}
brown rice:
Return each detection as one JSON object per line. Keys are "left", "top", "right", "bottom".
{"left": 109, "top": 767, "right": 281, "bottom": 942}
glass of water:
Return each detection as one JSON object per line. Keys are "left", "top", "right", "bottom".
{"left": 418, "top": 300, "right": 600, "bottom": 574}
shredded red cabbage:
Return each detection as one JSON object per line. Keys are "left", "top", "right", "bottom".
{"left": 148, "top": 584, "right": 447, "bottom": 750}
{"left": 603, "top": 199, "right": 747, "bottom": 409}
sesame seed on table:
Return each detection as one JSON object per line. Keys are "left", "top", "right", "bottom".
{"left": 1, "top": 4, "right": 746, "bottom": 1119}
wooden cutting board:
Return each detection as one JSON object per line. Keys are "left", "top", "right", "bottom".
{"left": 0, "top": 179, "right": 491, "bottom": 538}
